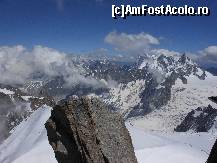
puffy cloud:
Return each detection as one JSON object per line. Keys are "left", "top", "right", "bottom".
{"left": 203, "top": 46, "right": 217, "bottom": 55}
{"left": 149, "top": 49, "right": 181, "bottom": 57}
{"left": 0, "top": 45, "right": 104, "bottom": 88}
{"left": 104, "top": 31, "right": 160, "bottom": 53}
{"left": 188, "top": 45, "right": 217, "bottom": 66}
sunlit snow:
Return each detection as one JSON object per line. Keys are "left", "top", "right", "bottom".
{"left": 0, "top": 106, "right": 215, "bottom": 163}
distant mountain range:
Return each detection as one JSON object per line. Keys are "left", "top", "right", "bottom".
{"left": 0, "top": 52, "right": 217, "bottom": 142}
{"left": 0, "top": 52, "right": 217, "bottom": 163}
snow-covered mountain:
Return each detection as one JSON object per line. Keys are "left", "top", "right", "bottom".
{"left": 100, "top": 53, "right": 217, "bottom": 132}
{"left": 128, "top": 72, "right": 217, "bottom": 131}
{"left": 0, "top": 50, "right": 217, "bottom": 162}
{"left": 0, "top": 52, "right": 217, "bottom": 144}
{"left": 0, "top": 106, "right": 216, "bottom": 163}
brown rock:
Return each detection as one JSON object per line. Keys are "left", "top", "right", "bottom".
{"left": 45, "top": 96, "right": 137, "bottom": 163}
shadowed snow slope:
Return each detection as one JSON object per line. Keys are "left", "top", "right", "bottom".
{"left": 0, "top": 106, "right": 216, "bottom": 163}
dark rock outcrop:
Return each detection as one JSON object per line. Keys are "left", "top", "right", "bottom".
{"left": 175, "top": 105, "right": 217, "bottom": 132}
{"left": 0, "top": 92, "right": 15, "bottom": 142}
{"left": 207, "top": 139, "right": 217, "bottom": 163}
{"left": 208, "top": 96, "right": 217, "bottom": 104}
{"left": 45, "top": 96, "right": 137, "bottom": 163}
{"left": 29, "top": 96, "right": 55, "bottom": 110}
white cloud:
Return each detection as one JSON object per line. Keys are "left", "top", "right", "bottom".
{"left": 104, "top": 31, "right": 160, "bottom": 54}
{"left": 188, "top": 45, "right": 217, "bottom": 66}
{"left": 149, "top": 49, "right": 181, "bottom": 57}
{"left": 0, "top": 45, "right": 105, "bottom": 88}
{"left": 203, "top": 46, "right": 217, "bottom": 55}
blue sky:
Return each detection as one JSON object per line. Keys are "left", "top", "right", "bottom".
{"left": 0, "top": 0, "right": 216, "bottom": 54}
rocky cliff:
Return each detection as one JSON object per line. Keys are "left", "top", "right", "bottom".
{"left": 45, "top": 96, "right": 137, "bottom": 163}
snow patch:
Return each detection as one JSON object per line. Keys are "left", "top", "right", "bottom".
{"left": 105, "top": 79, "right": 146, "bottom": 115}
{"left": 0, "top": 88, "right": 15, "bottom": 95}
{"left": 193, "top": 110, "right": 202, "bottom": 118}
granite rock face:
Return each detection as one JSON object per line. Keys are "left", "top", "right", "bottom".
{"left": 45, "top": 96, "right": 137, "bottom": 163}
{"left": 208, "top": 96, "right": 217, "bottom": 104}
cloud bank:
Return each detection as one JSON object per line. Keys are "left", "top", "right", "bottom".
{"left": 104, "top": 31, "right": 160, "bottom": 54}
{"left": 0, "top": 45, "right": 104, "bottom": 88}
{"left": 149, "top": 49, "right": 181, "bottom": 57}
{"left": 187, "top": 45, "right": 217, "bottom": 67}
{"left": 198, "top": 46, "right": 217, "bottom": 63}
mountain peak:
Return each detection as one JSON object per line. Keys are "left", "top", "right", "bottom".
{"left": 139, "top": 52, "right": 198, "bottom": 77}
